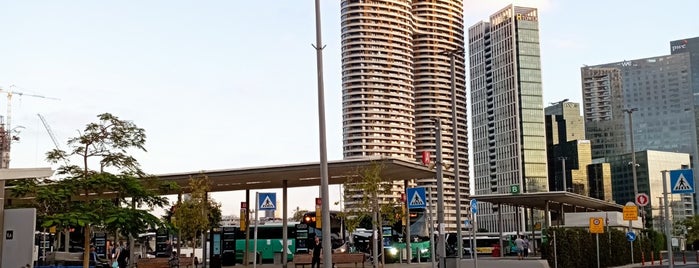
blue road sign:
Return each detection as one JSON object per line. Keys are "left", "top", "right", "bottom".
{"left": 626, "top": 231, "right": 636, "bottom": 242}
{"left": 258, "top": 192, "right": 276, "bottom": 211}
{"left": 670, "top": 169, "right": 695, "bottom": 194}
{"left": 407, "top": 187, "right": 427, "bottom": 209}
{"left": 470, "top": 199, "right": 478, "bottom": 214}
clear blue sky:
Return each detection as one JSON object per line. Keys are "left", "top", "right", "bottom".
{"left": 1, "top": 0, "right": 697, "bottom": 216}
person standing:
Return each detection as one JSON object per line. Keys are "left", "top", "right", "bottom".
{"left": 523, "top": 238, "right": 530, "bottom": 258}
{"left": 514, "top": 236, "right": 525, "bottom": 260}
{"left": 311, "top": 237, "right": 322, "bottom": 268}
{"left": 115, "top": 241, "right": 129, "bottom": 268}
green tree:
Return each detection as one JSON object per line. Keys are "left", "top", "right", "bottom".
{"left": 11, "top": 113, "right": 178, "bottom": 268}
{"left": 291, "top": 207, "right": 308, "bottom": 222}
{"left": 678, "top": 215, "right": 699, "bottom": 247}
{"left": 342, "top": 161, "right": 401, "bottom": 266}
{"left": 172, "top": 174, "right": 221, "bottom": 266}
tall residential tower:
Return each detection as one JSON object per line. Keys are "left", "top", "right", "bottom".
{"left": 469, "top": 5, "right": 548, "bottom": 232}
{"left": 340, "top": 0, "right": 469, "bottom": 232}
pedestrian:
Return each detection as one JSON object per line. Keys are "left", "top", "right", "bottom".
{"left": 523, "top": 237, "right": 530, "bottom": 258}
{"left": 114, "top": 240, "right": 129, "bottom": 268}
{"left": 514, "top": 236, "right": 525, "bottom": 260}
{"left": 311, "top": 236, "right": 322, "bottom": 268}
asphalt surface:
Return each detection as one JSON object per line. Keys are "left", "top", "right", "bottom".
{"left": 221, "top": 256, "right": 550, "bottom": 268}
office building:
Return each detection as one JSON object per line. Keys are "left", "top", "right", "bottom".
{"left": 587, "top": 161, "right": 613, "bottom": 202}
{"left": 545, "top": 101, "right": 589, "bottom": 193}
{"left": 340, "top": 0, "right": 469, "bottom": 232}
{"left": 606, "top": 150, "right": 694, "bottom": 231}
{"left": 469, "top": 5, "right": 547, "bottom": 232}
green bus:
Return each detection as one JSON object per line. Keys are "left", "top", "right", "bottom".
{"left": 386, "top": 208, "right": 431, "bottom": 262}
{"left": 234, "top": 222, "right": 299, "bottom": 263}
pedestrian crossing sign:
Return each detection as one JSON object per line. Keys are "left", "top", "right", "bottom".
{"left": 670, "top": 169, "right": 694, "bottom": 194}
{"left": 258, "top": 192, "right": 277, "bottom": 210}
{"left": 407, "top": 187, "right": 426, "bottom": 209}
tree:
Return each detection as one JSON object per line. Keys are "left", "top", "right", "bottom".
{"left": 291, "top": 207, "right": 308, "bottom": 222}
{"left": 171, "top": 174, "right": 221, "bottom": 267}
{"left": 341, "top": 161, "right": 401, "bottom": 267}
{"left": 678, "top": 215, "right": 699, "bottom": 248}
{"left": 10, "top": 113, "right": 178, "bottom": 268}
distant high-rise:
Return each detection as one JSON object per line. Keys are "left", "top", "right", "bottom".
{"left": 545, "top": 101, "right": 590, "bottom": 194}
{"left": 582, "top": 37, "right": 699, "bottom": 212}
{"left": 469, "top": 5, "right": 547, "bottom": 232}
{"left": 340, "top": 0, "right": 469, "bottom": 232}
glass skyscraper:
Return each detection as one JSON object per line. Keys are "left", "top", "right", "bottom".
{"left": 469, "top": 5, "right": 547, "bottom": 232}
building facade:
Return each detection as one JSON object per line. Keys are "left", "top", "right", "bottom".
{"left": 469, "top": 5, "right": 547, "bottom": 232}
{"left": 340, "top": 0, "right": 469, "bottom": 232}
{"left": 587, "top": 161, "right": 613, "bottom": 202}
{"left": 545, "top": 101, "right": 589, "bottom": 193}
{"left": 606, "top": 150, "right": 694, "bottom": 231}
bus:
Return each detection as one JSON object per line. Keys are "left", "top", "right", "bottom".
{"left": 299, "top": 211, "right": 346, "bottom": 253}
{"left": 385, "top": 208, "right": 431, "bottom": 262}
{"left": 234, "top": 222, "right": 298, "bottom": 263}
{"left": 460, "top": 232, "right": 524, "bottom": 255}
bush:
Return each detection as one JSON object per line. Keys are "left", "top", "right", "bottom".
{"left": 541, "top": 227, "right": 662, "bottom": 268}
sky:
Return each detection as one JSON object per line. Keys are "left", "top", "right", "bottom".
{"left": 1, "top": 0, "right": 698, "bottom": 217}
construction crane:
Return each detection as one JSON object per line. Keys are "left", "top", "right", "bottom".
{"left": 0, "top": 85, "right": 60, "bottom": 141}
{"left": 37, "top": 114, "right": 62, "bottom": 152}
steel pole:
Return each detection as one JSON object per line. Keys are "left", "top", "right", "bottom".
{"left": 435, "top": 119, "right": 446, "bottom": 268}
{"left": 448, "top": 50, "right": 464, "bottom": 260}
{"left": 428, "top": 187, "right": 435, "bottom": 268}
{"left": 312, "top": 0, "right": 331, "bottom": 267}
{"left": 559, "top": 157, "right": 567, "bottom": 192}
{"left": 662, "top": 170, "right": 674, "bottom": 268}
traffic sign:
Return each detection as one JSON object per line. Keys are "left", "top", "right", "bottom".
{"left": 635, "top": 193, "right": 649, "bottom": 207}
{"left": 470, "top": 199, "right": 478, "bottom": 214}
{"left": 671, "top": 169, "right": 695, "bottom": 194}
{"left": 626, "top": 231, "right": 636, "bottom": 242}
{"left": 589, "top": 217, "right": 604, "bottom": 234}
{"left": 623, "top": 203, "right": 638, "bottom": 221}
{"left": 407, "top": 187, "right": 427, "bottom": 209}
{"left": 510, "top": 185, "right": 520, "bottom": 194}
{"left": 258, "top": 192, "right": 276, "bottom": 210}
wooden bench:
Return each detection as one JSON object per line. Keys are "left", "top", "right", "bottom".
{"left": 137, "top": 257, "right": 196, "bottom": 268}
{"left": 293, "top": 253, "right": 365, "bottom": 268}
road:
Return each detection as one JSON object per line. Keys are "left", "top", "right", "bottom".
{"left": 222, "top": 256, "right": 550, "bottom": 268}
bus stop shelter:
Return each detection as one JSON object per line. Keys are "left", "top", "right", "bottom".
{"left": 470, "top": 191, "right": 624, "bottom": 257}
{"left": 155, "top": 157, "right": 440, "bottom": 267}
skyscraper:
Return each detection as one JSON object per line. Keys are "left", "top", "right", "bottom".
{"left": 545, "top": 101, "right": 590, "bottom": 194}
{"left": 340, "top": 0, "right": 469, "bottom": 232}
{"left": 469, "top": 5, "right": 547, "bottom": 232}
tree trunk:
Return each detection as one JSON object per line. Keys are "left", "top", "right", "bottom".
{"left": 83, "top": 225, "right": 90, "bottom": 268}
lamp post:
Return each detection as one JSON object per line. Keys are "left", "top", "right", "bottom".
{"left": 558, "top": 157, "right": 567, "bottom": 192}
{"left": 441, "top": 47, "right": 465, "bottom": 260}
{"left": 623, "top": 108, "right": 639, "bottom": 202}
{"left": 435, "top": 119, "right": 446, "bottom": 268}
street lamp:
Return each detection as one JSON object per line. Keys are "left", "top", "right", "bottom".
{"left": 434, "top": 119, "right": 446, "bottom": 268}
{"left": 623, "top": 107, "right": 639, "bottom": 201}
{"left": 441, "top": 47, "right": 465, "bottom": 260}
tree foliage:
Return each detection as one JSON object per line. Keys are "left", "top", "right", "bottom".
{"left": 10, "top": 113, "right": 178, "bottom": 268}
{"left": 678, "top": 215, "right": 699, "bottom": 246}
{"left": 341, "top": 161, "right": 401, "bottom": 232}
{"left": 171, "top": 174, "right": 221, "bottom": 247}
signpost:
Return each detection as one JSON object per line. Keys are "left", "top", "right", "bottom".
{"left": 407, "top": 187, "right": 427, "bottom": 209}
{"left": 589, "top": 217, "right": 604, "bottom": 268}
{"left": 470, "top": 199, "right": 478, "bottom": 268}
{"left": 635, "top": 193, "right": 649, "bottom": 207}
{"left": 254, "top": 192, "right": 276, "bottom": 268}
{"left": 623, "top": 202, "right": 637, "bottom": 263}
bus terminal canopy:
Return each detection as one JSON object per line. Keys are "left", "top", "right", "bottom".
{"left": 471, "top": 191, "right": 624, "bottom": 212}
{"left": 156, "top": 157, "right": 441, "bottom": 193}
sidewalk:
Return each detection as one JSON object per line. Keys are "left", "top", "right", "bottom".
{"left": 222, "top": 256, "right": 550, "bottom": 268}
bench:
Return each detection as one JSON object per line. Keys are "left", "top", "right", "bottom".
{"left": 293, "top": 253, "right": 365, "bottom": 268}
{"left": 136, "top": 257, "right": 196, "bottom": 268}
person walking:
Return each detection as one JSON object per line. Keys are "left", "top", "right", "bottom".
{"left": 514, "top": 236, "right": 525, "bottom": 260}
{"left": 311, "top": 236, "right": 322, "bottom": 268}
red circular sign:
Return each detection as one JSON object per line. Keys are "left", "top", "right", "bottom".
{"left": 635, "top": 193, "right": 649, "bottom": 207}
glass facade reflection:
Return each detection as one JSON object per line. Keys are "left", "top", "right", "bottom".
{"left": 469, "top": 5, "right": 547, "bottom": 233}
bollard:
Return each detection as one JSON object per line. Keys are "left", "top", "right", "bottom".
{"left": 683, "top": 251, "right": 686, "bottom": 264}
{"left": 642, "top": 251, "right": 645, "bottom": 266}
{"left": 651, "top": 251, "right": 654, "bottom": 265}
{"left": 659, "top": 251, "right": 663, "bottom": 264}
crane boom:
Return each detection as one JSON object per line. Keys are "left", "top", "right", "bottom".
{"left": 0, "top": 85, "right": 60, "bottom": 138}
{"left": 37, "top": 114, "right": 62, "bottom": 152}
